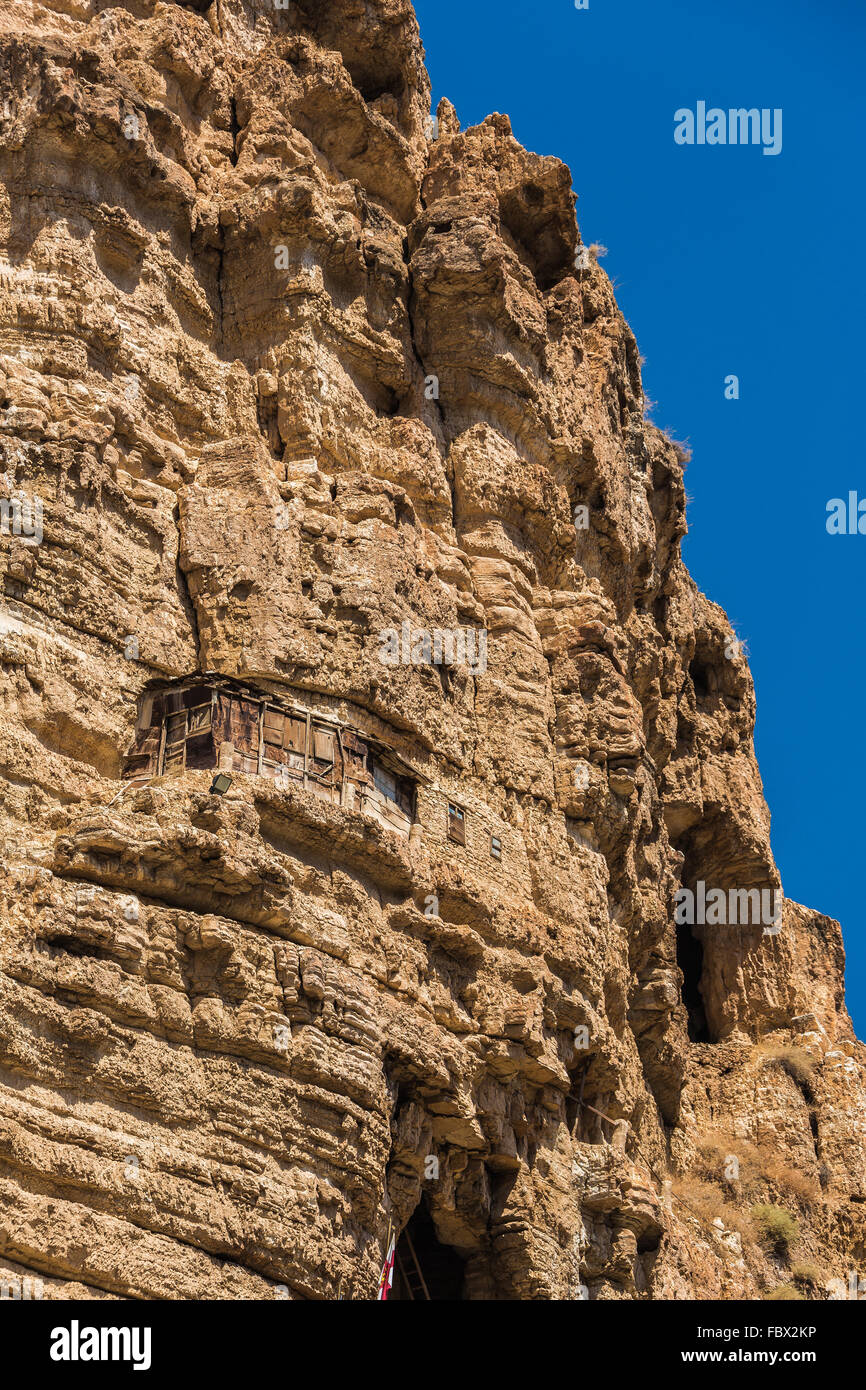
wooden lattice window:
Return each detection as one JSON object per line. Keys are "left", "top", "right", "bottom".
{"left": 309, "top": 724, "right": 339, "bottom": 786}
{"left": 490, "top": 835, "right": 502, "bottom": 860}
{"left": 373, "top": 763, "right": 397, "bottom": 802}
{"left": 447, "top": 803, "right": 466, "bottom": 845}
{"left": 343, "top": 731, "right": 369, "bottom": 784}
{"left": 285, "top": 718, "right": 306, "bottom": 755}
{"left": 156, "top": 687, "right": 215, "bottom": 773}
{"left": 262, "top": 707, "right": 306, "bottom": 773}
{"left": 312, "top": 726, "right": 336, "bottom": 766}
{"left": 263, "top": 709, "right": 286, "bottom": 749}
{"left": 367, "top": 756, "right": 414, "bottom": 816}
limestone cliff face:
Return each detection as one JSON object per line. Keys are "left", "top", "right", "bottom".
{"left": 0, "top": 0, "right": 863, "bottom": 1302}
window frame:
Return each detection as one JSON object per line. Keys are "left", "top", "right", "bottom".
{"left": 447, "top": 802, "right": 466, "bottom": 845}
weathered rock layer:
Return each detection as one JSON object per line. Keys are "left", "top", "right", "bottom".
{"left": 0, "top": 0, "right": 863, "bottom": 1300}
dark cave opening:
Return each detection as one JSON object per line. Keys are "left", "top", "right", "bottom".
{"left": 391, "top": 1201, "right": 466, "bottom": 1300}
{"left": 676, "top": 923, "right": 709, "bottom": 1042}
{"left": 689, "top": 657, "right": 711, "bottom": 701}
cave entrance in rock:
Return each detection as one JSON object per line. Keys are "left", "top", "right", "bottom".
{"left": 676, "top": 922, "right": 709, "bottom": 1042}
{"left": 391, "top": 1201, "right": 467, "bottom": 1300}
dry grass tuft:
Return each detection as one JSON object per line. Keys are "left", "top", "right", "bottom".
{"left": 663, "top": 431, "right": 692, "bottom": 463}
{"left": 759, "top": 1153, "right": 820, "bottom": 1203}
{"left": 695, "top": 1129, "right": 820, "bottom": 1204}
{"left": 671, "top": 1176, "right": 756, "bottom": 1242}
{"left": 757, "top": 1042, "right": 817, "bottom": 1102}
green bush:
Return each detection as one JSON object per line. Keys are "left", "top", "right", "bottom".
{"left": 750, "top": 1204, "right": 799, "bottom": 1255}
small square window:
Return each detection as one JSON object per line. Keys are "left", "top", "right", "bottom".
{"left": 447, "top": 803, "right": 466, "bottom": 845}
{"left": 490, "top": 835, "right": 502, "bottom": 860}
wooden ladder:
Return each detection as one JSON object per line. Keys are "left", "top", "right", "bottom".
{"left": 396, "top": 1228, "right": 431, "bottom": 1300}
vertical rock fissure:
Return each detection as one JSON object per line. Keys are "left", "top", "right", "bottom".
{"left": 174, "top": 505, "right": 203, "bottom": 672}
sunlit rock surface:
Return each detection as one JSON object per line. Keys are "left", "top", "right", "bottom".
{"left": 0, "top": 0, "right": 862, "bottom": 1301}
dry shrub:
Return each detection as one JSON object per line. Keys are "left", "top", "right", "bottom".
{"left": 693, "top": 1130, "right": 733, "bottom": 1181}
{"left": 758, "top": 1043, "right": 817, "bottom": 1102}
{"left": 759, "top": 1153, "right": 820, "bottom": 1203}
{"left": 671, "top": 1177, "right": 755, "bottom": 1242}
{"left": 764, "top": 1284, "right": 806, "bottom": 1301}
{"left": 695, "top": 1129, "right": 820, "bottom": 1203}
{"left": 664, "top": 433, "right": 692, "bottom": 463}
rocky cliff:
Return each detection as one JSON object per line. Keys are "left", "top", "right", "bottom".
{"left": 0, "top": 0, "right": 863, "bottom": 1302}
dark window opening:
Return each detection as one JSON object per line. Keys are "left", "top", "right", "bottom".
{"left": 689, "top": 658, "right": 711, "bottom": 701}
{"left": 447, "top": 804, "right": 465, "bottom": 845}
{"left": 185, "top": 732, "right": 216, "bottom": 769}
{"left": 676, "top": 923, "right": 709, "bottom": 1042}
{"left": 391, "top": 1202, "right": 466, "bottom": 1301}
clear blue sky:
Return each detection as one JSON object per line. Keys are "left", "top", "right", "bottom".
{"left": 414, "top": 0, "right": 866, "bottom": 1035}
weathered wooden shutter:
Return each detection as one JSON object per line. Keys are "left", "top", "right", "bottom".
{"left": 312, "top": 727, "right": 336, "bottom": 764}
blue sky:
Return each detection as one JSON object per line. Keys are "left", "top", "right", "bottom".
{"left": 413, "top": 0, "right": 866, "bottom": 1034}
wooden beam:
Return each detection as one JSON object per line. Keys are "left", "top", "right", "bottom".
{"left": 303, "top": 710, "right": 310, "bottom": 792}
{"left": 395, "top": 1249, "right": 414, "bottom": 1301}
